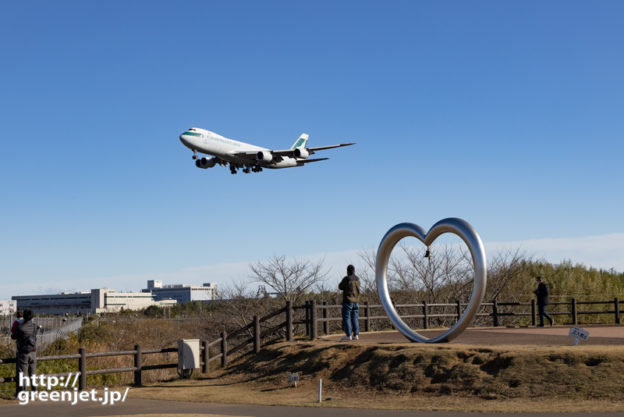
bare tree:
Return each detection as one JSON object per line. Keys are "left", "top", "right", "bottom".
{"left": 250, "top": 255, "right": 328, "bottom": 305}
{"left": 386, "top": 243, "right": 474, "bottom": 303}
{"left": 217, "top": 281, "right": 263, "bottom": 332}
{"left": 356, "top": 249, "right": 379, "bottom": 294}
{"left": 486, "top": 248, "right": 530, "bottom": 301}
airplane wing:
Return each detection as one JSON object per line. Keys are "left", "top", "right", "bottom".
{"left": 229, "top": 151, "right": 263, "bottom": 162}
{"left": 231, "top": 142, "right": 355, "bottom": 161}
{"left": 298, "top": 157, "right": 329, "bottom": 164}
{"left": 270, "top": 142, "right": 356, "bottom": 156}
{"left": 305, "top": 143, "right": 356, "bottom": 152}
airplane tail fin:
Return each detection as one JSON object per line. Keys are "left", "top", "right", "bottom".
{"left": 290, "top": 133, "right": 309, "bottom": 149}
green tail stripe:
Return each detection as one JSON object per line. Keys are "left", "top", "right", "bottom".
{"left": 292, "top": 138, "right": 306, "bottom": 149}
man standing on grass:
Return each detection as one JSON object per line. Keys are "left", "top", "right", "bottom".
{"left": 339, "top": 264, "right": 360, "bottom": 341}
{"left": 534, "top": 276, "right": 554, "bottom": 327}
{"left": 11, "top": 309, "right": 37, "bottom": 394}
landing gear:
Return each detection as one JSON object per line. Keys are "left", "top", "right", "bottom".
{"left": 192, "top": 151, "right": 198, "bottom": 160}
{"left": 229, "top": 163, "right": 262, "bottom": 174}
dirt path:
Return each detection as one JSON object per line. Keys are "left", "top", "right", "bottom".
{"left": 323, "top": 324, "right": 624, "bottom": 346}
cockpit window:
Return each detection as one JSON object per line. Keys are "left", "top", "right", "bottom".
{"left": 189, "top": 128, "right": 197, "bottom": 131}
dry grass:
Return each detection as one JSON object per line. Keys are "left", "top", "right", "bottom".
{"left": 131, "top": 374, "right": 624, "bottom": 413}
{"left": 90, "top": 415, "right": 238, "bottom": 417}
{"left": 129, "top": 341, "right": 624, "bottom": 412}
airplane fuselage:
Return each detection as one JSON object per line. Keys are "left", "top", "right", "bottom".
{"left": 179, "top": 128, "right": 298, "bottom": 169}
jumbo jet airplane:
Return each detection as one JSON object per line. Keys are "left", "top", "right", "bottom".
{"left": 179, "top": 127, "right": 355, "bottom": 174}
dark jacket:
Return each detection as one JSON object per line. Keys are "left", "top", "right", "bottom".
{"left": 534, "top": 282, "right": 550, "bottom": 305}
{"left": 11, "top": 319, "right": 37, "bottom": 353}
{"left": 339, "top": 274, "right": 360, "bottom": 303}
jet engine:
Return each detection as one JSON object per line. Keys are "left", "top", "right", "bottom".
{"left": 256, "top": 151, "right": 273, "bottom": 162}
{"left": 293, "top": 148, "right": 309, "bottom": 159}
{"left": 196, "top": 157, "right": 217, "bottom": 169}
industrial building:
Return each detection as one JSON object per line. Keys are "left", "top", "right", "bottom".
{"left": 12, "top": 288, "right": 176, "bottom": 315}
{"left": 144, "top": 280, "right": 218, "bottom": 304}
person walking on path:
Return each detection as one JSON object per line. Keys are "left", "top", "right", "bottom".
{"left": 534, "top": 276, "right": 554, "bottom": 327}
{"left": 11, "top": 309, "right": 38, "bottom": 394}
{"left": 339, "top": 265, "right": 360, "bottom": 341}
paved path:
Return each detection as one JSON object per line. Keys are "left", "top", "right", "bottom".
{"left": 1, "top": 398, "right": 623, "bottom": 417}
{"left": 323, "top": 325, "right": 624, "bottom": 346}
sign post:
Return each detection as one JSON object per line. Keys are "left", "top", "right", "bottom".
{"left": 569, "top": 327, "right": 589, "bottom": 346}
{"left": 289, "top": 372, "right": 299, "bottom": 388}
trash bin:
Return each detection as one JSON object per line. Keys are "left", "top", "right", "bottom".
{"left": 178, "top": 339, "right": 200, "bottom": 378}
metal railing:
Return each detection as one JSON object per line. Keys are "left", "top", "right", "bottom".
{"left": 1, "top": 318, "right": 83, "bottom": 349}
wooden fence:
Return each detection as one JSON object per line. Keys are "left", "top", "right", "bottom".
{"left": 304, "top": 297, "right": 623, "bottom": 339}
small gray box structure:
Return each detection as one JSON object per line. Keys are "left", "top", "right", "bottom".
{"left": 178, "top": 339, "right": 201, "bottom": 371}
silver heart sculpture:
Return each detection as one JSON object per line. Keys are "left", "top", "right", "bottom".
{"left": 375, "top": 218, "right": 487, "bottom": 343}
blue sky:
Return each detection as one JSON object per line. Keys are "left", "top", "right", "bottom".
{"left": 1, "top": 1, "right": 623, "bottom": 299}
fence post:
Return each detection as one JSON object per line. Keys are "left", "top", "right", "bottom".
{"left": 286, "top": 301, "right": 293, "bottom": 341}
{"left": 455, "top": 300, "right": 461, "bottom": 321}
{"left": 133, "top": 344, "right": 142, "bottom": 386}
{"left": 202, "top": 340, "right": 208, "bottom": 373}
{"left": 571, "top": 298, "right": 577, "bottom": 325}
{"left": 304, "top": 301, "right": 310, "bottom": 337}
{"left": 253, "top": 315, "right": 261, "bottom": 354}
{"left": 615, "top": 297, "right": 621, "bottom": 324}
{"left": 492, "top": 300, "right": 499, "bottom": 327}
{"left": 422, "top": 301, "right": 428, "bottom": 330}
{"left": 365, "top": 301, "right": 371, "bottom": 332}
{"left": 14, "top": 358, "right": 18, "bottom": 397}
{"left": 322, "top": 301, "right": 328, "bottom": 335}
{"left": 310, "top": 300, "right": 318, "bottom": 340}
{"left": 79, "top": 347, "right": 86, "bottom": 391}
{"left": 221, "top": 331, "right": 227, "bottom": 367}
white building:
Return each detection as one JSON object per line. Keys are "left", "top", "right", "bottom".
{"left": 90, "top": 288, "right": 176, "bottom": 313}
{"left": 0, "top": 300, "right": 17, "bottom": 316}
{"left": 12, "top": 289, "right": 176, "bottom": 315}
{"left": 145, "top": 280, "right": 218, "bottom": 304}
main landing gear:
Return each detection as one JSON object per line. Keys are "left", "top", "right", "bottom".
{"left": 230, "top": 164, "right": 263, "bottom": 174}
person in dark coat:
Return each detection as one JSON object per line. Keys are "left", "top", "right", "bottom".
{"left": 339, "top": 265, "right": 360, "bottom": 341}
{"left": 533, "top": 276, "right": 554, "bottom": 327}
{"left": 11, "top": 309, "right": 37, "bottom": 393}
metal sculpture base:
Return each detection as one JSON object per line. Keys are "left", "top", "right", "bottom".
{"left": 375, "top": 218, "right": 487, "bottom": 343}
